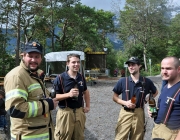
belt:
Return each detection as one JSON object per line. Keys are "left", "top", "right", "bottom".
{"left": 124, "top": 107, "right": 135, "bottom": 112}
{"left": 123, "top": 106, "right": 142, "bottom": 112}
{"left": 59, "top": 106, "right": 80, "bottom": 110}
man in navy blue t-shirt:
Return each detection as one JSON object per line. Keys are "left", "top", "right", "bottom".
{"left": 113, "top": 56, "right": 158, "bottom": 140}
{"left": 148, "top": 56, "right": 180, "bottom": 140}
{"left": 53, "top": 53, "right": 90, "bottom": 140}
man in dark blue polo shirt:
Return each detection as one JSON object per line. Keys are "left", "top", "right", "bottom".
{"left": 149, "top": 56, "right": 180, "bottom": 140}
{"left": 113, "top": 56, "right": 158, "bottom": 140}
{"left": 53, "top": 53, "right": 90, "bottom": 140}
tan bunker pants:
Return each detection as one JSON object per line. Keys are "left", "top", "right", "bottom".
{"left": 54, "top": 107, "right": 86, "bottom": 140}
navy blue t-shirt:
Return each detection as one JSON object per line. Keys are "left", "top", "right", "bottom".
{"left": 155, "top": 82, "right": 180, "bottom": 130}
{"left": 113, "top": 76, "right": 157, "bottom": 108}
{"left": 161, "top": 80, "right": 168, "bottom": 92}
{"left": 53, "top": 72, "right": 87, "bottom": 109}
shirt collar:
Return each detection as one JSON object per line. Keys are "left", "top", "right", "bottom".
{"left": 129, "top": 76, "right": 144, "bottom": 83}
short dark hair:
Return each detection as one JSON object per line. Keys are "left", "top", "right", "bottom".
{"left": 163, "top": 56, "right": 180, "bottom": 68}
{"left": 67, "top": 54, "right": 80, "bottom": 62}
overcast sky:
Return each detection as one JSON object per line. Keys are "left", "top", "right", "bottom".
{"left": 80, "top": 0, "right": 180, "bottom": 11}
{"left": 80, "top": 0, "right": 125, "bottom": 11}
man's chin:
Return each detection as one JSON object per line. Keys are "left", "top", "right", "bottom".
{"left": 29, "top": 67, "right": 39, "bottom": 72}
{"left": 73, "top": 69, "right": 79, "bottom": 72}
{"left": 162, "top": 77, "right": 169, "bottom": 80}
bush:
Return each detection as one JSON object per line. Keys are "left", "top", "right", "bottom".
{"left": 151, "top": 63, "right": 161, "bottom": 76}
{"left": 140, "top": 63, "right": 160, "bottom": 76}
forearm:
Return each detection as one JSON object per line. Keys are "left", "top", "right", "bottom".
{"left": 153, "top": 90, "right": 158, "bottom": 98}
{"left": 84, "top": 90, "right": 90, "bottom": 108}
{"left": 113, "top": 93, "right": 126, "bottom": 106}
{"left": 6, "top": 99, "right": 53, "bottom": 118}
{"left": 56, "top": 92, "right": 71, "bottom": 101}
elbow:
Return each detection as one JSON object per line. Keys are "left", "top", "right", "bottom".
{"left": 113, "top": 95, "right": 117, "bottom": 103}
{"left": 8, "top": 107, "right": 25, "bottom": 118}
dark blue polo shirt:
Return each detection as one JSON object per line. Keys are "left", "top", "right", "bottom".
{"left": 113, "top": 76, "right": 157, "bottom": 108}
{"left": 53, "top": 72, "right": 87, "bottom": 109}
{"left": 155, "top": 82, "right": 180, "bottom": 130}
{"left": 161, "top": 80, "right": 168, "bottom": 92}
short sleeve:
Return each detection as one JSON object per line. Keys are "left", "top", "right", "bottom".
{"left": 53, "top": 75, "right": 63, "bottom": 94}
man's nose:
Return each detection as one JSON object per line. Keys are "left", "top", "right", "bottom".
{"left": 31, "top": 57, "right": 37, "bottom": 61}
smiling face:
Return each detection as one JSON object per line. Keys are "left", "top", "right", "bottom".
{"left": 22, "top": 52, "right": 42, "bottom": 72}
{"left": 67, "top": 56, "right": 80, "bottom": 73}
{"left": 128, "top": 62, "right": 141, "bottom": 75}
{"left": 161, "top": 57, "right": 180, "bottom": 82}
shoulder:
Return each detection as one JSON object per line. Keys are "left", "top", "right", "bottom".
{"left": 144, "top": 77, "right": 154, "bottom": 83}
{"left": 116, "top": 77, "right": 127, "bottom": 84}
{"left": 58, "top": 72, "right": 66, "bottom": 78}
{"left": 175, "top": 81, "right": 180, "bottom": 88}
{"left": 54, "top": 73, "right": 63, "bottom": 83}
{"left": 5, "top": 66, "right": 27, "bottom": 80}
{"left": 4, "top": 66, "right": 28, "bottom": 89}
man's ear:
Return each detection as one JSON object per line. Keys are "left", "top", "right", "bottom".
{"left": 178, "top": 66, "right": 180, "bottom": 73}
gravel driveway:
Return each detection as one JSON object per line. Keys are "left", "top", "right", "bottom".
{"left": 84, "top": 76, "right": 162, "bottom": 140}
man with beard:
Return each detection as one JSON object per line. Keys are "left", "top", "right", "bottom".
{"left": 53, "top": 53, "right": 90, "bottom": 140}
{"left": 4, "top": 41, "right": 58, "bottom": 140}
{"left": 113, "top": 56, "right": 158, "bottom": 140}
{"left": 148, "top": 56, "right": 180, "bottom": 140}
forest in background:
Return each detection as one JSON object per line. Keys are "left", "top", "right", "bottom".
{"left": 0, "top": 0, "right": 180, "bottom": 76}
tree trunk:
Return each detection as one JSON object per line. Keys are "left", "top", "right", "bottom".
{"left": 143, "top": 46, "right": 147, "bottom": 71}
{"left": 15, "top": 2, "right": 22, "bottom": 66}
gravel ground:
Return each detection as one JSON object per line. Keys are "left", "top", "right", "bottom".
{"left": 1, "top": 76, "right": 162, "bottom": 140}
{"left": 84, "top": 76, "right": 162, "bottom": 140}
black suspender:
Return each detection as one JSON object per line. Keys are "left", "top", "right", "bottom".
{"left": 125, "top": 77, "right": 145, "bottom": 107}
{"left": 58, "top": 74, "right": 64, "bottom": 93}
{"left": 58, "top": 73, "right": 84, "bottom": 107}
{"left": 125, "top": 77, "right": 129, "bottom": 101}
{"left": 140, "top": 77, "right": 145, "bottom": 107}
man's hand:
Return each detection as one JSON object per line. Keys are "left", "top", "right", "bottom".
{"left": 69, "top": 88, "right": 79, "bottom": 98}
{"left": 52, "top": 98, "right": 58, "bottom": 109}
{"left": 147, "top": 106, "right": 152, "bottom": 118}
{"left": 125, "top": 100, "right": 136, "bottom": 109}
{"left": 83, "top": 107, "right": 90, "bottom": 113}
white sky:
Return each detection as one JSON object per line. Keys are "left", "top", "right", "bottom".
{"left": 81, "top": 0, "right": 180, "bottom": 11}
{"left": 80, "top": 0, "right": 125, "bottom": 11}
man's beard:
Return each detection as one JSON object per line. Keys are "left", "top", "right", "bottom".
{"left": 131, "top": 70, "right": 138, "bottom": 75}
{"left": 28, "top": 66, "right": 39, "bottom": 72}
{"left": 23, "top": 59, "right": 39, "bottom": 72}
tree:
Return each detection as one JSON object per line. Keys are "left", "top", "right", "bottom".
{"left": 117, "top": 0, "right": 170, "bottom": 71}
{"left": 167, "top": 13, "right": 180, "bottom": 57}
{"left": 0, "top": 0, "right": 49, "bottom": 66}
{"left": 33, "top": 1, "right": 115, "bottom": 52}
{"left": 0, "top": 0, "right": 116, "bottom": 75}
